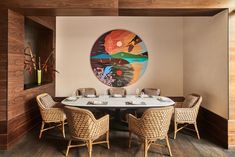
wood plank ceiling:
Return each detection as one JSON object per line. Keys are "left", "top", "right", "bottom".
{"left": 0, "top": 0, "right": 229, "bottom": 16}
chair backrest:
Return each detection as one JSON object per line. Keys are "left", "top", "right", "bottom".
{"left": 140, "top": 106, "right": 173, "bottom": 139}
{"left": 108, "top": 87, "right": 126, "bottom": 96}
{"left": 76, "top": 88, "right": 97, "bottom": 96}
{"left": 142, "top": 88, "right": 161, "bottom": 96}
{"left": 182, "top": 93, "right": 202, "bottom": 108}
{"left": 64, "top": 106, "right": 97, "bottom": 140}
{"left": 36, "top": 93, "right": 56, "bottom": 110}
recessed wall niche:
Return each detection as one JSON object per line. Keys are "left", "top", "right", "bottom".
{"left": 24, "top": 17, "right": 54, "bottom": 89}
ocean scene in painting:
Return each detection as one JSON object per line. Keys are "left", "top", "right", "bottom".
{"left": 90, "top": 29, "right": 148, "bottom": 87}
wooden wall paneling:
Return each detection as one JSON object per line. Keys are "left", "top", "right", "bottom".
{"left": 0, "top": 9, "right": 8, "bottom": 122}
{"left": 198, "top": 107, "right": 228, "bottom": 148}
{"left": 1, "top": 9, "right": 56, "bottom": 149}
{"left": 118, "top": 0, "right": 235, "bottom": 9}
{"left": 26, "top": 16, "right": 55, "bottom": 31}
{"left": 0, "top": 0, "right": 118, "bottom": 9}
{"left": 228, "top": 8, "right": 235, "bottom": 148}
{"left": 118, "top": 8, "right": 226, "bottom": 16}
{"left": 7, "top": 10, "right": 24, "bottom": 120}
{"left": 0, "top": 9, "right": 8, "bottom": 150}
{"left": 13, "top": 8, "right": 119, "bottom": 16}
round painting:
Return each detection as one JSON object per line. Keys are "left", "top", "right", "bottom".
{"left": 90, "top": 29, "right": 148, "bottom": 87}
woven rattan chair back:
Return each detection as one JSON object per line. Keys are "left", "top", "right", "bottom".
{"left": 64, "top": 106, "right": 110, "bottom": 157}
{"left": 192, "top": 94, "right": 202, "bottom": 119}
{"left": 76, "top": 88, "right": 97, "bottom": 96}
{"left": 36, "top": 93, "right": 54, "bottom": 110}
{"left": 64, "top": 106, "right": 99, "bottom": 140}
{"left": 142, "top": 88, "right": 161, "bottom": 96}
{"left": 174, "top": 94, "right": 202, "bottom": 140}
{"left": 128, "top": 106, "right": 174, "bottom": 157}
{"left": 139, "top": 107, "right": 173, "bottom": 139}
{"left": 190, "top": 93, "right": 202, "bottom": 108}
{"left": 108, "top": 87, "right": 126, "bottom": 96}
{"left": 36, "top": 93, "right": 66, "bottom": 139}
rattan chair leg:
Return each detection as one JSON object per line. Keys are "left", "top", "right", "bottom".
{"left": 88, "top": 140, "right": 92, "bottom": 157}
{"left": 62, "top": 121, "right": 65, "bottom": 138}
{"left": 165, "top": 136, "right": 172, "bottom": 156}
{"left": 65, "top": 140, "right": 72, "bottom": 156}
{"left": 194, "top": 123, "right": 200, "bottom": 139}
{"left": 106, "top": 131, "right": 110, "bottom": 149}
{"left": 128, "top": 132, "right": 132, "bottom": 148}
{"left": 144, "top": 139, "right": 148, "bottom": 157}
{"left": 174, "top": 122, "right": 177, "bottom": 139}
{"left": 39, "top": 121, "right": 45, "bottom": 139}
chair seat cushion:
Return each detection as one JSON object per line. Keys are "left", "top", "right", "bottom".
{"left": 143, "top": 88, "right": 160, "bottom": 96}
{"left": 40, "top": 95, "right": 56, "bottom": 108}
{"left": 110, "top": 88, "right": 126, "bottom": 96}
{"left": 182, "top": 95, "right": 198, "bottom": 108}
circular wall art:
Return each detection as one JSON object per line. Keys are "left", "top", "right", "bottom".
{"left": 90, "top": 29, "right": 148, "bottom": 87}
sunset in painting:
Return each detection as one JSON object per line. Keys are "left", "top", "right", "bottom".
{"left": 90, "top": 29, "right": 148, "bottom": 87}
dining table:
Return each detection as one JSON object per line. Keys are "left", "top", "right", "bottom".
{"left": 61, "top": 95, "right": 175, "bottom": 108}
{"left": 62, "top": 95, "right": 175, "bottom": 130}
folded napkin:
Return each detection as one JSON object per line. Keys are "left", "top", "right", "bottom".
{"left": 93, "top": 101, "right": 103, "bottom": 104}
{"left": 113, "top": 94, "right": 123, "bottom": 98}
{"left": 140, "top": 94, "right": 149, "bottom": 98}
{"left": 86, "top": 94, "right": 96, "bottom": 98}
{"left": 130, "top": 100, "right": 142, "bottom": 105}
{"left": 157, "top": 97, "right": 170, "bottom": 102}
{"left": 88, "top": 101, "right": 107, "bottom": 105}
{"left": 66, "top": 96, "right": 77, "bottom": 101}
{"left": 126, "top": 101, "right": 145, "bottom": 105}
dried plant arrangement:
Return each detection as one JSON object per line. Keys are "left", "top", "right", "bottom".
{"left": 24, "top": 42, "right": 58, "bottom": 83}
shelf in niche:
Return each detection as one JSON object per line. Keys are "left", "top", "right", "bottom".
{"left": 24, "top": 17, "right": 54, "bottom": 90}
{"left": 24, "top": 82, "right": 53, "bottom": 90}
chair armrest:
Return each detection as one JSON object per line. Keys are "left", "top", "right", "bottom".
{"left": 96, "top": 114, "right": 109, "bottom": 135}
{"left": 128, "top": 114, "right": 141, "bottom": 134}
{"left": 174, "top": 107, "right": 198, "bottom": 123}
{"left": 174, "top": 102, "right": 183, "bottom": 108}
{"left": 128, "top": 114, "right": 138, "bottom": 122}
{"left": 41, "top": 108, "right": 65, "bottom": 122}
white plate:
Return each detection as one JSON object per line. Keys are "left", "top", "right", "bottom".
{"left": 113, "top": 94, "right": 122, "bottom": 98}
{"left": 157, "top": 97, "right": 169, "bottom": 101}
{"left": 140, "top": 94, "right": 149, "bottom": 98}
{"left": 66, "top": 97, "right": 77, "bottom": 101}
{"left": 86, "top": 95, "right": 96, "bottom": 98}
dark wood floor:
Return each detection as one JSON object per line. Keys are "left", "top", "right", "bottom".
{"left": 1, "top": 125, "right": 235, "bottom": 157}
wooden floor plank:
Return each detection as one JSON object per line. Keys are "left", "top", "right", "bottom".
{"left": 0, "top": 126, "right": 235, "bottom": 157}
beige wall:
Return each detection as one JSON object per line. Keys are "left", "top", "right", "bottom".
{"left": 56, "top": 15, "right": 228, "bottom": 119}
{"left": 183, "top": 11, "right": 228, "bottom": 119}
{"left": 56, "top": 17, "right": 184, "bottom": 96}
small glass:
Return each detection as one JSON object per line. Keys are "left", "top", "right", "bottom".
{"left": 136, "top": 88, "right": 140, "bottom": 97}
{"left": 71, "top": 91, "right": 76, "bottom": 97}
{"left": 82, "top": 88, "right": 85, "bottom": 97}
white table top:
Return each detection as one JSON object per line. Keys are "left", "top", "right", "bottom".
{"left": 62, "top": 95, "right": 175, "bottom": 108}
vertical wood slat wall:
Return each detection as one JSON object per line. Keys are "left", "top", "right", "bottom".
{"left": 228, "top": 9, "right": 235, "bottom": 147}
{"left": 0, "top": 9, "right": 55, "bottom": 149}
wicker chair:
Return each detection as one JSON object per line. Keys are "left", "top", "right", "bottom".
{"left": 36, "top": 93, "right": 66, "bottom": 139}
{"left": 108, "top": 87, "right": 126, "bottom": 97}
{"left": 174, "top": 94, "right": 202, "bottom": 139}
{"left": 76, "top": 88, "right": 97, "bottom": 96}
{"left": 64, "top": 106, "right": 110, "bottom": 157}
{"left": 141, "top": 88, "right": 161, "bottom": 96}
{"left": 128, "top": 107, "right": 174, "bottom": 157}
{"left": 135, "top": 88, "right": 161, "bottom": 118}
